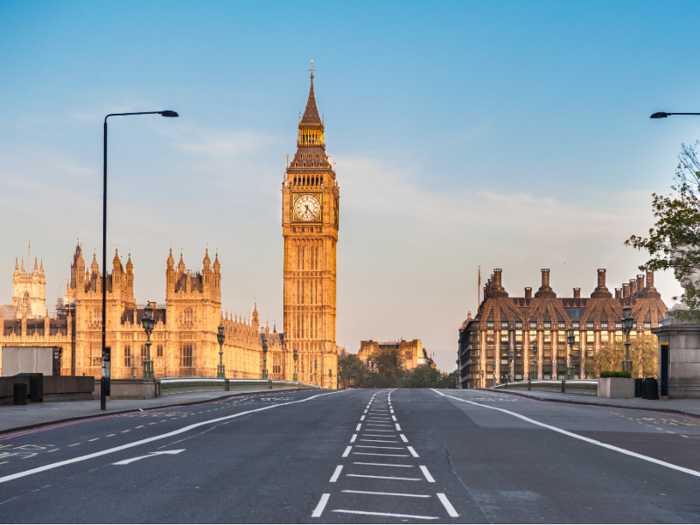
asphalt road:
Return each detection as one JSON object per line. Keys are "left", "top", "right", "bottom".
{"left": 1, "top": 388, "right": 700, "bottom": 523}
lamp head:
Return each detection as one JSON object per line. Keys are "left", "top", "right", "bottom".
{"left": 217, "top": 324, "right": 225, "bottom": 345}
{"left": 650, "top": 112, "right": 669, "bottom": 119}
{"left": 623, "top": 304, "right": 632, "bottom": 318}
{"left": 160, "top": 110, "right": 179, "bottom": 118}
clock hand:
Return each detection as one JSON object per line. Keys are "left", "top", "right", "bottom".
{"left": 305, "top": 205, "right": 311, "bottom": 213}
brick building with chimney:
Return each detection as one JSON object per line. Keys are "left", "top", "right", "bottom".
{"left": 457, "top": 268, "right": 667, "bottom": 389}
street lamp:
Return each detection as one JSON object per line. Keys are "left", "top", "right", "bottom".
{"left": 650, "top": 112, "right": 700, "bottom": 119}
{"left": 314, "top": 358, "right": 318, "bottom": 387}
{"left": 329, "top": 368, "right": 332, "bottom": 390}
{"left": 530, "top": 338, "right": 538, "bottom": 381}
{"left": 293, "top": 348, "right": 298, "bottom": 382}
{"left": 141, "top": 303, "right": 155, "bottom": 379}
{"left": 261, "top": 332, "right": 268, "bottom": 380}
{"left": 217, "top": 324, "right": 225, "bottom": 378}
{"left": 507, "top": 324, "right": 515, "bottom": 384}
{"left": 622, "top": 304, "right": 634, "bottom": 372}
{"left": 101, "top": 110, "right": 178, "bottom": 411}
{"left": 567, "top": 326, "right": 576, "bottom": 380}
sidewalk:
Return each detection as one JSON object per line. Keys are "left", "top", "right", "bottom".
{"left": 487, "top": 388, "right": 700, "bottom": 418}
{"left": 0, "top": 389, "right": 299, "bottom": 435}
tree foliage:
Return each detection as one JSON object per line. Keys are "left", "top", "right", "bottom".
{"left": 584, "top": 333, "right": 658, "bottom": 378}
{"left": 338, "top": 354, "right": 369, "bottom": 388}
{"left": 626, "top": 141, "right": 700, "bottom": 320}
{"left": 404, "top": 365, "right": 457, "bottom": 388}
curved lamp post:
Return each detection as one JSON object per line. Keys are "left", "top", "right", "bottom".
{"left": 567, "top": 326, "right": 576, "bottom": 380}
{"left": 217, "top": 324, "right": 225, "bottom": 378}
{"left": 293, "top": 348, "right": 298, "bottom": 382}
{"left": 530, "top": 338, "right": 538, "bottom": 381}
{"left": 101, "top": 110, "right": 178, "bottom": 410}
{"left": 141, "top": 303, "right": 155, "bottom": 379}
{"left": 651, "top": 112, "right": 700, "bottom": 119}
{"left": 261, "top": 332, "right": 268, "bottom": 380}
{"left": 622, "top": 305, "right": 634, "bottom": 372}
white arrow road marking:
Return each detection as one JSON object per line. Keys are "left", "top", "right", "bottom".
{"left": 0, "top": 390, "right": 342, "bottom": 485}
{"left": 112, "top": 449, "right": 184, "bottom": 466}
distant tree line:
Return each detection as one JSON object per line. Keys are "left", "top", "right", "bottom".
{"left": 337, "top": 346, "right": 456, "bottom": 389}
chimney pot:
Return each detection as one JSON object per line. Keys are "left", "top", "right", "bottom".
{"left": 598, "top": 268, "right": 606, "bottom": 288}
{"left": 573, "top": 287, "right": 581, "bottom": 298}
{"left": 525, "top": 287, "right": 532, "bottom": 299}
{"left": 646, "top": 270, "right": 655, "bottom": 288}
{"left": 541, "top": 268, "right": 550, "bottom": 287}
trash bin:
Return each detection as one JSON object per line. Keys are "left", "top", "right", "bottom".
{"left": 30, "top": 373, "right": 44, "bottom": 402}
{"left": 641, "top": 378, "right": 648, "bottom": 399}
{"left": 635, "top": 378, "right": 643, "bottom": 397}
{"left": 646, "top": 378, "right": 659, "bottom": 400}
{"left": 13, "top": 383, "right": 28, "bottom": 405}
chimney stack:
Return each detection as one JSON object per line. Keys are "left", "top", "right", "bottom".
{"left": 615, "top": 288, "right": 621, "bottom": 299}
{"left": 623, "top": 283, "right": 630, "bottom": 299}
{"left": 646, "top": 270, "right": 655, "bottom": 289}
{"left": 598, "top": 268, "right": 606, "bottom": 288}
{"left": 573, "top": 288, "right": 581, "bottom": 298}
{"left": 494, "top": 268, "right": 502, "bottom": 288}
{"left": 525, "top": 287, "right": 532, "bottom": 299}
{"left": 542, "top": 269, "right": 550, "bottom": 287}
{"left": 637, "top": 274, "right": 644, "bottom": 293}
{"left": 629, "top": 278, "right": 636, "bottom": 296}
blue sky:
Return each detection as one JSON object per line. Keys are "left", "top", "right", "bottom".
{"left": 2, "top": 1, "right": 700, "bottom": 370}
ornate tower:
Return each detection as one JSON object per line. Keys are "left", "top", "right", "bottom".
{"left": 282, "top": 63, "right": 339, "bottom": 388}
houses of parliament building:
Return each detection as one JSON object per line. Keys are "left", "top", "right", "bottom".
{"left": 0, "top": 66, "right": 340, "bottom": 387}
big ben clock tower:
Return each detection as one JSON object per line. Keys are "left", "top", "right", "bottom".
{"left": 282, "top": 63, "right": 339, "bottom": 388}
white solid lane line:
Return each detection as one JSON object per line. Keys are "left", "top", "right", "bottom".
{"left": 342, "top": 446, "right": 352, "bottom": 457}
{"left": 330, "top": 465, "right": 343, "bottom": 482}
{"left": 332, "top": 509, "right": 438, "bottom": 520}
{"left": 347, "top": 474, "right": 422, "bottom": 481}
{"left": 350, "top": 434, "right": 357, "bottom": 443}
{"left": 342, "top": 490, "right": 431, "bottom": 498}
{"left": 112, "top": 449, "right": 184, "bottom": 465}
{"left": 353, "top": 452, "right": 410, "bottom": 457}
{"left": 407, "top": 446, "right": 419, "bottom": 457}
{"left": 0, "top": 390, "right": 342, "bottom": 485}
{"left": 437, "top": 493, "right": 459, "bottom": 517}
{"left": 432, "top": 389, "right": 700, "bottom": 480}
{"left": 311, "top": 493, "right": 330, "bottom": 517}
{"left": 355, "top": 445, "right": 405, "bottom": 450}
{"left": 420, "top": 465, "right": 435, "bottom": 482}
{"left": 353, "top": 462, "right": 414, "bottom": 468}
{"left": 400, "top": 434, "right": 409, "bottom": 442}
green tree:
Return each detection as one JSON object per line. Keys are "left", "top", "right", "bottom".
{"left": 338, "top": 354, "right": 368, "bottom": 388}
{"left": 626, "top": 141, "right": 700, "bottom": 321}
{"left": 405, "top": 365, "right": 443, "bottom": 388}
{"left": 584, "top": 333, "right": 658, "bottom": 378}
{"left": 362, "top": 346, "right": 406, "bottom": 388}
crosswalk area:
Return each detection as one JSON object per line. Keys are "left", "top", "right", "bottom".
{"left": 311, "top": 389, "right": 459, "bottom": 522}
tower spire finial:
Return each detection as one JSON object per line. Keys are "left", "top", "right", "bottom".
{"left": 309, "top": 59, "right": 315, "bottom": 78}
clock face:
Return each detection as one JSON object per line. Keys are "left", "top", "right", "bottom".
{"left": 294, "top": 194, "right": 321, "bottom": 222}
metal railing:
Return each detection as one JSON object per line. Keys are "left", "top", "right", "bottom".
{"left": 158, "top": 377, "right": 319, "bottom": 396}
{"left": 492, "top": 379, "right": 597, "bottom": 395}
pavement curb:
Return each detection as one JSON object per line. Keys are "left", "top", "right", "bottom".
{"left": 0, "top": 388, "right": 313, "bottom": 437}
{"left": 478, "top": 388, "right": 700, "bottom": 419}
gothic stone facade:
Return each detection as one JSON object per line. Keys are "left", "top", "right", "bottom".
{"left": 0, "top": 245, "right": 284, "bottom": 379}
{"left": 458, "top": 268, "right": 667, "bottom": 389}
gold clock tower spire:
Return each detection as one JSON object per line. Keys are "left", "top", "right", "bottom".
{"left": 282, "top": 63, "right": 339, "bottom": 388}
